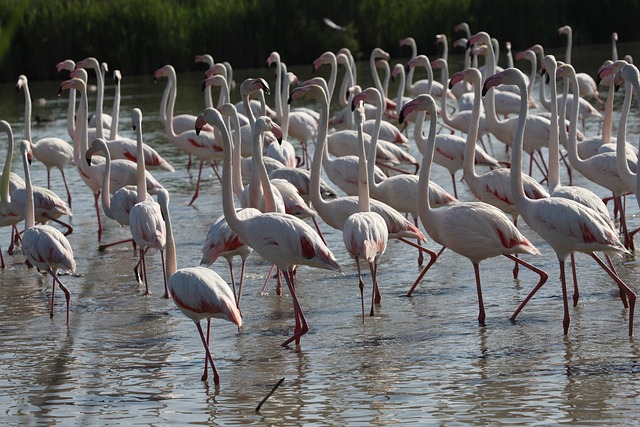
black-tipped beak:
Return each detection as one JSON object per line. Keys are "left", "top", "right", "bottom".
{"left": 596, "top": 75, "right": 602, "bottom": 86}
{"left": 85, "top": 154, "right": 92, "bottom": 166}
{"left": 482, "top": 86, "right": 489, "bottom": 97}
{"left": 545, "top": 73, "right": 550, "bottom": 84}
{"left": 287, "top": 94, "right": 294, "bottom": 105}
{"left": 615, "top": 82, "right": 621, "bottom": 92}
{"left": 399, "top": 109, "right": 407, "bottom": 124}
{"left": 195, "top": 127, "right": 202, "bottom": 136}
{"left": 466, "top": 40, "right": 472, "bottom": 50}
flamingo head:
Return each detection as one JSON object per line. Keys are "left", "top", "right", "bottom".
{"left": 85, "top": 138, "right": 106, "bottom": 166}
{"left": 58, "top": 78, "right": 86, "bottom": 96}
{"left": 391, "top": 63, "right": 404, "bottom": 80}
{"left": 195, "top": 107, "right": 223, "bottom": 136}
{"left": 452, "top": 38, "right": 467, "bottom": 49}
{"left": 194, "top": 54, "right": 214, "bottom": 65}
{"left": 202, "top": 75, "right": 226, "bottom": 92}
{"left": 351, "top": 86, "right": 382, "bottom": 111}
{"left": 240, "top": 77, "right": 270, "bottom": 96}
{"left": 131, "top": 108, "right": 142, "bottom": 131}
{"left": 21, "top": 140, "right": 33, "bottom": 164}
{"left": 399, "top": 37, "right": 415, "bottom": 48}
{"left": 482, "top": 68, "right": 526, "bottom": 97}
{"left": 558, "top": 25, "right": 571, "bottom": 36}
{"left": 372, "top": 47, "right": 390, "bottom": 61}
{"left": 596, "top": 60, "right": 626, "bottom": 85}
{"left": 540, "top": 55, "right": 557, "bottom": 83}
{"left": 399, "top": 94, "right": 436, "bottom": 124}
{"left": 266, "top": 51, "right": 280, "bottom": 68}
{"left": 74, "top": 57, "right": 98, "bottom": 71}
{"left": 205, "top": 63, "right": 226, "bottom": 78}
{"left": 449, "top": 68, "right": 479, "bottom": 89}
{"left": 154, "top": 65, "right": 173, "bottom": 82}
{"left": 430, "top": 58, "right": 445, "bottom": 70}
{"left": 407, "top": 54, "right": 429, "bottom": 70}
{"left": 16, "top": 75, "right": 27, "bottom": 93}
{"left": 256, "top": 116, "right": 283, "bottom": 144}
{"left": 467, "top": 32, "right": 490, "bottom": 50}
{"left": 113, "top": 70, "right": 122, "bottom": 82}
{"left": 288, "top": 84, "right": 326, "bottom": 104}
{"left": 454, "top": 22, "right": 469, "bottom": 34}
{"left": 353, "top": 101, "right": 365, "bottom": 126}
{"left": 56, "top": 59, "right": 75, "bottom": 73}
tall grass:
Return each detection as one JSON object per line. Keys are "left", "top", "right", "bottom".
{"left": 0, "top": 0, "right": 636, "bottom": 82}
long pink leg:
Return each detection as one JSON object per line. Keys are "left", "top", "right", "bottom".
{"left": 369, "top": 261, "right": 379, "bottom": 317}
{"left": 160, "top": 250, "right": 169, "bottom": 299}
{"left": 202, "top": 319, "right": 211, "bottom": 381}
{"left": 60, "top": 169, "right": 72, "bottom": 208}
{"left": 560, "top": 260, "right": 571, "bottom": 334}
{"left": 591, "top": 253, "right": 636, "bottom": 336}
{"left": 405, "top": 246, "right": 446, "bottom": 296}
{"left": 505, "top": 254, "right": 549, "bottom": 321}
{"left": 355, "top": 257, "right": 365, "bottom": 323}
{"left": 280, "top": 269, "right": 309, "bottom": 348}
{"left": 196, "top": 320, "right": 220, "bottom": 384}
{"left": 473, "top": 263, "right": 486, "bottom": 325}
{"left": 187, "top": 161, "right": 204, "bottom": 206}
{"left": 94, "top": 192, "right": 103, "bottom": 242}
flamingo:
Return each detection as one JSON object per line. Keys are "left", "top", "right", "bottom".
{"left": 541, "top": 55, "right": 623, "bottom": 306}
{"left": 558, "top": 25, "right": 603, "bottom": 104}
{"left": 74, "top": 57, "right": 110, "bottom": 141}
{"left": 20, "top": 140, "right": 76, "bottom": 323}
{"left": 196, "top": 107, "right": 341, "bottom": 347}
{"left": 0, "top": 121, "right": 25, "bottom": 268}
{"left": 483, "top": 68, "right": 635, "bottom": 336}
{"left": 16, "top": 74, "right": 75, "bottom": 208}
{"left": 400, "top": 94, "right": 546, "bottom": 325}
{"left": 160, "top": 188, "right": 242, "bottom": 384}
{"left": 154, "top": 64, "right": 222, "bottom": 205}
{"left": 399, "top": 37, "right": 448, "bottom": 99}
{"left": 343, "top": 102, "right": 388, "bottom": 321}
{"left": 556, "top": 63, "right": 636, "bottom": 251}
{"left": 59, "top": 78, "right": 163, "bottom": 243}
{"left": 351, "top": 86, "right": 456, "bottom": 266}
{"left": 56, "top": 59, "right": 79, "bottom": 141}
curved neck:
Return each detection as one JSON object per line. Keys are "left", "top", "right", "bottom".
{"left": 22, "top": 143, "right": 35, "bottom": 229}
{"left": 601, "top": 80, "right": 615, "bottom": 144}
{"left": 164, "top": 69, "right": 178, "bottom": 138}
{"left": 310, "top": 91, "right": 331, "bottom": 212}
{"left": 616, "top": 79, "right": 635, "bottom": 188}
{"left": 510, "top": 79, "right": 532, "bottom": 208}
{"left": 370, "top": 54, "right": 385, "bottom": 97}
{"left": 563, "top": 71, "right": 586, "bottom": 171}
{"left": 546, "top": 64, "right": 561, "bottom": 192}
{"left": 76, "top": 86, "right": 89, "bottom": 164}
{"left": 109, "top": 76, "right": 121, "bottom": 140}
{"left": 394, "top": 66, "right": 406, "bottom": 116}
{"left": 160, "top": 193, "right": 177, "bottom": 278}
{"left": 253, "top": 128, "right": 276, "bottom": 212}
{"left": 159, "top": 77, "right": 170, "bottom": 125}
{"left": 481, "top": 40, "right": 505, "bottom": 129}
{"left": 564, "top": 30, "right": 573, "bottom": 64}
{"left": 417, "top": 107, "right": 439, "bottom": 217}
{"left": 538, "top": 65, "right": 552, "bottom": 110}
{"left": 1, "top": 124, "right": 14, "bottom": 203}
{"left": 20, "top": 80, "right": 32, "bottom": 142}
{"left": 135, "top": 118, "right": 147, "bottom": 202}
{"left": 67, "top": 83, "right": 78, "bottom": 142}
{"left": 229, "top": 110, "right": 245, "bottom": 199}
{"left": 437, "top": 62, "right": 453, "bottom": 125}
{"left": 462, "top": 73, "right": 483, "bottom": 181}
{"left": 356, "top": 119, "right": 371, "bottom": 212}
{"left": 405, "top": 41, "right": 418, "bottom": 93}
{"left": 96, "top": 140, "right": 112, "bottom": 216}
{"left": 273, "top": 57, "right": 283, "bottom": 118}
{"left": 217, "top": 114, "right": 243, "bottom": 233}
{"left": 326, "top": 54, "right": 337, "bottom": 102}
{"left": 337, "top": 56, "right": 354, "bottom": 108}
{"left": 366, "top": 92, "right": 383, "bottom": 189}
{"left": 281, "top": 78, "right": 291, "bottom": 141}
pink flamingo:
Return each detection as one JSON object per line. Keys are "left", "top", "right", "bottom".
{"left": 343, "top": 102, "right": 388, "bottom": 321}
{"left": 197, "top": 108, "right": 341, "bottom": 348}
{"left": 20, "top": 140, "right": 76, "bottom": 323}
{"left": 400, "top": 93, "right": 546, "bottom": 325}
{"left": 0, "top": 121, "right": 25, "bottom": 268}
{"left": 162, "top": 188, "right": 242, "bottom": 384}
{"left": 484, "top": 68, "right": 635, "bottom": 336}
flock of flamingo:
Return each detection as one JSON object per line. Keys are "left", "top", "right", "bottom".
{"left": 2, "top": 22, "right": 640, "bottom": 384}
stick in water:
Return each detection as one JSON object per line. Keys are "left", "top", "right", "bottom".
{"left": 255, "top": 377, "right": 285, "bottom": 412}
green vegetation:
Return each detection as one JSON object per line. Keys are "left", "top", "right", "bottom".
{"left": 0, "top": 0, "right": 637, "bottom": 82}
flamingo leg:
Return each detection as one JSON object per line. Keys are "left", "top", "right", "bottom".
{"left": 47, "top": 169, "right": 51, "bottom": 189}
{"left": 0, "top": 245, "right": 5, "bottom": 268}
{"left": 140, "top": 248, "right": 150, "bottom": 295}
{"left": 51, "top": 271, "right": 71, "bottom": 324}
{"left": 311, "top": 217, "right": 326, "bottom": 245}
{"left": 202, "top": 318, "right": 211, "bottom": 381}
{"left": 405, "top": 246, "right": 446, "bottom": 296}
{"left": 210, "top": 162, "right": 222, "bottom": 183}
{"left": 236, "top": 259, "right": 248, "bottom": 310}
{"left": 94, "top": 191, "right": 103, "bottom": 242}
{"left": 571, "top": 253, "right": 579, "bottom": 307}
{"left": 505, "top": 253, "right": 549, "bottom": 321}
{"left": 473, "top": 263, "right": 486, "bottom": 326}
{"left": 398, "top": 237, "right": 437, "bottom": 269}
{"left": 41, "top": 213, "right": 73, "bottom": 236}
{"left": 60, "top": 169, "right": 72, "bottom": 208}
{"left": 227, "top": 259, "right": 239, "bottom": 307}
{"left": 414, "top": 216, "right": 424, "bottom": 267}
{"left": 160, "top": 250, "right": 169, "bottom": 298}
{"left": 590, "top": 253, "right": 636, "bottom": 336}
{"left": 260, "top": 264, "right": 276, "bottom": 295}
{"left": 49, "top": 273, "right": 57, "bottom": 319}
{"left": 450, "top": 173, "right": 458, "bottom": 200}
{"left": 355, "top": 257, "right": 365, "bottom": 323}
{"left": 280, "top": 269, "right": 309, "bottom": 348}
{"left": 187, "top": 161, "right": 204, "bottom": 206}
{"left": 99, "top": 238, "right": 135, "bottom": 252}
{"left": 369, "top": 261, "right": 379, "bottom": 317}
{"left": 196, "top": 320, "right": 220, "bottom": 384}
{"left": 560, "top": 260, "right": 571, "bottom": 335}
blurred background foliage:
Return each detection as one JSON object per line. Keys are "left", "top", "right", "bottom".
{"left": 0, "top": 0, "right": 637, "bottom": 82}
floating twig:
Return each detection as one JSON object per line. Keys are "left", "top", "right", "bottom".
{"left": 255, "top": 377, "right": 285, "bottom": 412}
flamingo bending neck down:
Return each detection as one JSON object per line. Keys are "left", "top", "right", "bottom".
{"left": 196, "top": 107, "right": 341, "bottom": 348}
{"left": 21, "top": 139, "right": 76, "bottom": 323}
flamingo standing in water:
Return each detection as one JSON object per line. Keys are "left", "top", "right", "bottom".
{"left": 0, "top": 121, "right": 25, "bottom": 268}
{"left": 400, "top": 94, "right": 546, "bottom": 325}
{"left": 196, "top": 108, "right": 341, "bottom": 348}
{"left": 20, "top": 140, "right": 76, "bottom": 323}
{"left": 483, "top": 68, "right": 635, "bottom": 336}
{"left": 343, "top": 102, "right": 388, "bottom": 321}
{"left": 162, "top": 188, "right": 242, "bottom": 384}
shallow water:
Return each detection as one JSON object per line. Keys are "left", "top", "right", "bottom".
{"left": 2, "top": 45, "right": 640, "bottom": 425}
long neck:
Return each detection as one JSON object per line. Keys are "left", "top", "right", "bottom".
{"left": 310, "top": 92, "right": 331, "bottom": 212}
{"left": 161, "top": 194, "right": 177, "bottom": 278}
{"left": 98, "top": 140, "right": 112, "bottom": 216}
{"left": 405, "top": 41, "right": 418, "bottom": 93}
{"left": 337, "top": 57, "right": 354, "bottom": 108}
{"left": 510, "top": 79, "right": 532, "bottom": 208}
{"left": 93, "top": 63, "right": 105, "bottom": 139}
{"left": 273, "top": 58, "right": 283, "bottom": 118}
{"left": 370, "top": 54, "right": 385, "bottom": 97}
{"left": 538, "top": 66, "right": 552, "bottom": 110}
{"left": 165, "top": 70, "right": 178, "bottom": 138}
{"left": 159, "top": 77, "right": 170, "bottom": 125}
{"left": 77, "top": 86, "right": 89, "bottom": 163}
{"left": 218, "top": 115, "right": 243, "bottom": 233}
{"left": 135, "top": 119, "right": 147, "bottom": 202}
{"left": 526, "top": 55, "right": 537, "bottom": 100}
{"left": 411, "top": 101, "right": 427, "bottom": 156}
{"left": 281, "top": 78, "right": 291, "bottom": 141}
{"left": 366, "top": 92, "right": 383, "bottom": 190}
{"left": 564, "top": 30, "right": 573, "bottom": 64}
{"left": 326, "top": 54, "right": 337, "bottom": 102}
{"left": 216, "top": 75, "right": 230, "bottom": 108}
{"left": 22, "top": 144, "right": 35, "bottom": 229}
{"left": 394, "top": 67, "right": 406, "bottom": 116}
{"left": 616, "top": 79, "right": 635, "bottom": 188}
{"left": 109, "top": 77, "right": 121, "bottom": 140}
{"left": 1, "top": 125, "right": 14, "bottom": 203}
{"left": 242, "top": 92, "right": 256, "bottom": 131}
{"left": 67, "top": 84, "right": 78, "bottom": 141}
{"left": 21, "top": 80, "right": 32, "bottom": 142}
{"left": 462, "top": 74, "right": 483, "bottom": 181}
{"left": 481, "top": 38, "right": 505, "bottom": 129}
{"left": 601, "top": 79, "right": 615, "bottom": 144}
{"left": 255, "top": 131, "right": 276, "bottom": 213}
{"left": 356, "top": 121, "right": 371, "bottom": 212}
{"left": 417, "top": 108, "right": 438, "bottom": 218}
{"left": 229, "top": 110, "right": 245, "bottom": 199}
{"left": 563, "top": 71, "right": 586, "bottom": 170}
{"left": 547, "top": 65, "right": 561, "bottom": 192}
{"left": 437, "top": 62, "right": 453, "bottom": 125}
